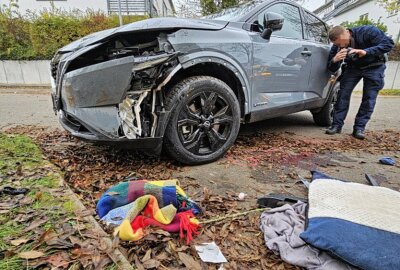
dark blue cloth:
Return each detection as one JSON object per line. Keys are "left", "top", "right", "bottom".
{"left": 332, "top": 65, "right": 386, "bottom": 130}
{"left": 301, "top": 217, "right": 400, "bottom": 270}
{"left": 328, "top": 26, "right": 394, "bottom": 72}
{"left": 311, "top": 170, "right": 335, "bottom": 180}
{"left": 303, "top": 172, "right": 400, "bottom": 270}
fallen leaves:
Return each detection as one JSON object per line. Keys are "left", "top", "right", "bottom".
{"left": 45, "top": 252, "right": 71, "bottom": 268}
{"left": 10, "top": 238, "right": 30, "bottom": 246}
{"left": 178, "top": 252, "right": 202, "bottom": 270}
{"left": 224, "top": 130, "right": 400, "bottom": 168}
{"left": 23, "top": 217, "right": 48, "bottom": 232}
{"left": 0, "top": 131, "right": 117, "bottom": 270}
{"left": 18, "top": 250, "right": 45, "bottom": 259}
{"left": 4, "top": 126, "right": 399, "bottom": 270}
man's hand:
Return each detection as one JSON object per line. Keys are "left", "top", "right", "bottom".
{"left": 333, "top": 48, "right": 347, "bottom": 63}
{"left": 348, "top": 49, "right": 367, "bottom": 57}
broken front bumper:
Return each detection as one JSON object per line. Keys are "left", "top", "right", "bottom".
{"left": 50, "top": 48, "right": 178, "bottom": 153}
{"left": 58, "top": 109, "right": 165, "bottom": 153}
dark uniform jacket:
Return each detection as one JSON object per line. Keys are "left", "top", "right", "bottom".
{"left": 328, "top": 25, "right": 394, "bottom": 72}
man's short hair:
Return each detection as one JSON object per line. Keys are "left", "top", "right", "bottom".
{"left": 328, "top": 26, "right": 346, "bottom": 41}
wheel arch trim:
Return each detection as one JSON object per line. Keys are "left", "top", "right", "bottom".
{"left": 177, "top": 52, "right": 251, "bottom": 114}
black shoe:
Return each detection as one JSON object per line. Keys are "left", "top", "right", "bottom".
{"left": 326, "top": 126, "right": 342, "bottom": 135}
{"left": 352, "top": 129, "right": 365, "bottom": 140}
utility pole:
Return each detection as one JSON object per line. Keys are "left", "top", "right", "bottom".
{"left": 149, "top": 0, "right": 152, "bottom": 18}
{"left": 117, "top": 0, "right": 123, "bottom": 26}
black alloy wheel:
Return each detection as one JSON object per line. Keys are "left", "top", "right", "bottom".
{"left": 164, "top": 76, "right": 240, "bottom": 165}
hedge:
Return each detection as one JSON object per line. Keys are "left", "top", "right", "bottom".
{"left": 1, "top": 1, "right": 400, "bottom": 61}
{"left": 0, "top": 2, "right": 147, "bottom": 60}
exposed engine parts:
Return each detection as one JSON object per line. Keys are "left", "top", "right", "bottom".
{"left": 114, "top": 34, "right": 180, "bottom": 140}
{"left": 119, "top": 91, "right": 149, "bottom": 139}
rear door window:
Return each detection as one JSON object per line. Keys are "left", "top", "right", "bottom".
{"left": 257, "top": 3, "right": 303, "bottom": 39}
{"left": 303, "top": 11, "right": 329, "bottom": 44}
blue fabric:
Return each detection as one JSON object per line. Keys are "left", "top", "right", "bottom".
{"left": 331, "top": 65, "right": 385, "bottom": 131}
{"left": 379, "top": 157, "right": 396, "bottom": 166}
{"left": 162, "top": 186, "right": 177, "bottom": 207}
{"left": 301, "top": 217, "right": 400, "bottom": 270}
{"left": 97, "top": 182, "right": 130, "bottom": 218}
{"left": 311, "top": 171, "right": 349, "bottom": 182}
{"left": 311, "top": 170, "right": 336, "bottom": 180}
{"left": 101, "top": 201, "right": 134, "bottom": 225}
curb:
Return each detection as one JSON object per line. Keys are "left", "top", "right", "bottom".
{"left": 0, "top": 87, "right": 50, "bottom": 95}
{"left": 58, "top": 174, "right": 134, "bottom": 270}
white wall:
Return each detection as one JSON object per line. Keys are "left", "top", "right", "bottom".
{"left": 16, "top": 0, "right": 108, "bottom": 14}
{"left": 328, "top": 1, "right": 400, "bottom": 41}
{"left": 0, "top": 61, "right": 51, "bottom": 86}
{"left": 1, "top": 60, "right": 400, "bottom": 90}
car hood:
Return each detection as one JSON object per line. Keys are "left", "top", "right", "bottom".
{"left": 59, "top": 17, "right": 228, "bottom": 52}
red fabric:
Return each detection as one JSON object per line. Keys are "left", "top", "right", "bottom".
{"left": 130, "top": 210, "right": 199, "bottom": 244}
{"left": 177, "top": 210, "right": 200, "bottom": 244}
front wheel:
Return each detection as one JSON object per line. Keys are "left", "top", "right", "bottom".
{"left": 312, "top": 83, "right": 340, "bottom": 126}
{"left": 163, "top": 76, "right": 241, "bottom": 165}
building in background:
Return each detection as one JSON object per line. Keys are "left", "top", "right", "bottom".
{"left": 14, "top": 0, "right": 175, "bottom": 17}
{"left": 314, "top": 0, "right": 400, "bottom": 42}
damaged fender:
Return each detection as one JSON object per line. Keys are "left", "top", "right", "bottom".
{"left": 58, "top": 48, "right": 180, "bottom": 142}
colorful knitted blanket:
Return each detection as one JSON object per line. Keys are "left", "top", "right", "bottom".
{"left": 96, "top": 180, "right": 201, "bottom": 244}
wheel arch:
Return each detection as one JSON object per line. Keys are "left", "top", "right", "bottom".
{"left": 165, "top": 54, "right": 251, "bottom": 118}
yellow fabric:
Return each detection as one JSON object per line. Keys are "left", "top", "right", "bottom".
{"left": 118, "top": 220, "right": 143, "bottom": 241}
{"left": 114, "top": 180, "right": 195, "bottom": 241}
{"left": 149, "top": 179, "right": 187, "bottom": 197}
{"left": 190, "top": 218, "right": 199, "bottom": 225}
{"left": 116, "top": 194, "right": 177, "bottom": 241}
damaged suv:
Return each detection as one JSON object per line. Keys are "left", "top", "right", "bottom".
{"left": 51, "top": 0, "right": 338, "bottom": 164}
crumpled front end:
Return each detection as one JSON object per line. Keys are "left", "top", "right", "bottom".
{"left": 50, "top": 31, "right": 181, "bottom": 151}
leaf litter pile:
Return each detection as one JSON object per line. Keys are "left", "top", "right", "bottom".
{"left": 0, "top": 133, "right": 126, "bottom": 270}
{"left": 4, "top": 126, "right": 400, "bottom": 269}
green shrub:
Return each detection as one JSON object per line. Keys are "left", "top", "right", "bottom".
{"left": 0, "top": 1, "right": 34, "bottom": 59}
{"left": 29, "top": 11, "right": 82, "bottom": 59}
{"left": 341, "top": 17, "right": 388, "bottom": 33}
{"left": 0, "top": 1, "right": 147, "bottom": 60}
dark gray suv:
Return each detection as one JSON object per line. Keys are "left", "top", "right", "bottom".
{"left": 51, "top": 0, "right": 338, "bottom": 164}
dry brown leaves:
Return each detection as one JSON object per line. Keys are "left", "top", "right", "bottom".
{"left": 224, "top": 130, "right": 400, "bottom": 167}
{"left": 5, "top": 126, "right": 399, "bottom": 269}
{"left": 97, "top": 186, "right": 299, "bottom": 269}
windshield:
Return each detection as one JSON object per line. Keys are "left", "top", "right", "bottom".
{"left": 205, "top": 0, "right": 263, "bottom": 21}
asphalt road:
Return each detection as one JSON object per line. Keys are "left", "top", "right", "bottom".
{"left": 1, "top": 91, "right": 399, "bottom": 135}
{"left": 1, "top": 90, "right": 399, "bottom": 208}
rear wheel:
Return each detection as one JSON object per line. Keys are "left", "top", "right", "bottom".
{"left": 312, "top": 83, "right": 340, "bottom": 126}
{"left": 164, "top": 76, "right": 240, "bottom": 165}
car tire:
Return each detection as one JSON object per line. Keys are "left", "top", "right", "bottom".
{"left": 163, "top": 76, "right": 241, "bottom": 165}
{"left": 312, "top": 83, "right": 340, "bottom": 127}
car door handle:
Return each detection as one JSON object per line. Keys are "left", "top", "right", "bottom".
{"left": 301, "top": 50, "right": 312, "bottom": 56}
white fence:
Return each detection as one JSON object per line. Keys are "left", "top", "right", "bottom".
{"left": 0, "top": 60, "right": 399, "bottom": 90}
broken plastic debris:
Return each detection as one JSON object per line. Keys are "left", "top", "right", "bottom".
{"left": 195, "top": 242, "right": 227, "bottom": 263}
{"left": 238, "top": 192, "right": 246, "bottom": 200}
{"left": 379, "top": 157, "right": 396, "bottom": 166}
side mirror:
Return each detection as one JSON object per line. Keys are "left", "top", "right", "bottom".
{"left": 261, "top": 12, "right": 284, "bottom": 40}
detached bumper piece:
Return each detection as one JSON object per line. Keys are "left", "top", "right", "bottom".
{"left": 59, "top": 111, "right": 163, "bottom": 153}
